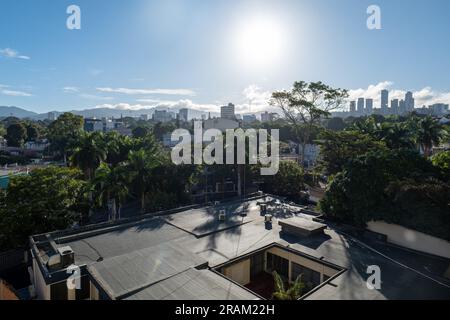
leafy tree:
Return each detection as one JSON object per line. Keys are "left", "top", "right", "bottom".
{"left": 127, "top": 149, "right": 163, "bottom": 212}
{"left": 412, "top": 116, "right": 445, "bottom": 157}
{"left": 70, "top": 132, "right": 107, "bottom": 180}
{"left": 317, "top": 130, "right": 387, "bottom": 175}
{"left": 259, "top": 161, "right": 306, "bottom": 200}
{"left": 25, "top": 123, "right": 41, "bottom": 142}
{"left": 271, "top": 81, "right": 348, "bottom": 166}
{"left": 132, "top": 126, "right": 149, "bottom": 139}
{"left": 432, "top": 150, "right": 450, "bottom": 179}
{"left": 272, "top": 271, "right": 305, "bottom": 300}
{"left": 47, "top": 112, "right": 83, "bottom": 163}
{"left": 326, "top": 117, "right": 347, "bottom": 131}
{"left": 319, "top": 149, "right": 450, "bottom": 240}
{"left": 0, "top": 167, "right": 87, "bottom": 250}
{"left": 5, "top": 122, "right": 27, "bottom": 147}
{"left": 104, "top": 131, "right": 134, "bottom": 166}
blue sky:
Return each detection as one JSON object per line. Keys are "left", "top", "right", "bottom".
{"left": 1, "top": 0, "right": 450, "bottom": 114}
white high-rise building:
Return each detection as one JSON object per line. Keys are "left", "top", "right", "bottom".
{"left": 221, "top": 103, "right": 235, "bottom": 119}
{"left": 349, "top": 101, "right": 356, "bottom": 114}
{"left": 405, "top": 91, "right": 415, "bottom": 112}
{"left": 365, "top": 99, "right": 373, "bottom": 114}
{"left": 357, "top": 98, "right": 365, "bottom": 113}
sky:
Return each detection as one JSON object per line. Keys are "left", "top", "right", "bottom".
{"left": 1, "top": 0, "right": 450, "bottom": 114}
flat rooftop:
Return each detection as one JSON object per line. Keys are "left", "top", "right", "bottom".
{"left": 31, "top": 195, "right": 450, "bottom": 300}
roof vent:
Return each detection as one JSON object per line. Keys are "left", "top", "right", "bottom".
{"left": 218, "top": 210, "right": 226, "bottom": 221}
{"left": 57, "top": 246, "right": 75, "bottom": 268}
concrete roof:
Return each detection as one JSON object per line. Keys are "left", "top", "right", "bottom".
{"left": 33, "top": 196, "right": 450, "bottom": 300}
{"left": 124, "top": 268, "right": 260, "bottom": 300}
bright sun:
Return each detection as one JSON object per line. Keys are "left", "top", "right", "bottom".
{"left": 234, "top": 15, "right": 286, "bottom": 70}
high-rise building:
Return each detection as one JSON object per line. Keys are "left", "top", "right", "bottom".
{"left": 405, "top": 91, "right": 415, "bottom": 112}
{"left": 221, "top": 103, "right": 235, "bottom": 119}
{"left": 47, "top": 112, "right": 57, "bottom": 121}
{"left": 179, "top": 108, "right": 188, "bottom": 122}
{"left": 391, "top": 99, "right": 399, "bottom": 115}
{"left": 381, "top": 90, "right": 389, "bottom": 111}
{"left": 399, "top": 100, "right": 406, "bottom": 114}
{"left": 357, "top": 98, "right": 365, "bottom": 114}
{"left": 349, "top": 101, "right": 356, "bottom": 114}
{"left": 365, "top": 99, "right": 373, "bottom": 114}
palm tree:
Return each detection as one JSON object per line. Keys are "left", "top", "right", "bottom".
{"left": 127, "top": 149, "right": 163, "bottom": 213}
{"left": 414, "top": 116, "right": 444, "bottom": 157}
{"left": 70, "top": 132, "right": 107, "bottom": 180}
{"left": 92, "top": 162, "right": 129, "bottom": 221}
{"left": 272, "top": 271, "right": 305, "bottom": 300}
{"left": 379, "top": 122, "right": 416, "bottom": 150}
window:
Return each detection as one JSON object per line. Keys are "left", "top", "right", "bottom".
{"left": 250, "top": 252, "right": 265, "bottom": 279}
{"left": 291, "top": 262, "right": 321, "bottom": 291}
{"left": 266, "top": 253, "right": 289, "bottom": 279}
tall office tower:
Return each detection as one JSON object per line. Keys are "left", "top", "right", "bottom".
{"left": 405, "top": 91, "right": 415, "bottom": 111}
{"left": 357, "top": 98, "right": 365, "bottom": 114}
{"left": 179, "top": 108, "right": 188, "bottom": 122}
{"left": 365, "top": 99, "right": 373, "bottom": 114}
{"left": 399, "top": 100, "right": 406, "bottom": 115}
{"left": 381, "top": 90, "right": 389, "bottom": 112}
{"left": 391, "top": 99, "right": 399, "bottom": 115}
{"left": 349, "top": 101, "right": 356, "bottom": 114}
{"left": 221, "top": 103, "right": 235, "bottom": 119}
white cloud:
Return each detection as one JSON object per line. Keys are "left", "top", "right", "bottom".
{"left": 347, "top": 81, "right": 450, "bottom": 109}
{"left": 96, "top": 99, "right": 216, "bottom": 112}
{"left": 96, "top": 87, "right": 196, "bottom": 96}
{"left": 63, "top": 86, "right": 80, "bottom": 93}
{"left": 79, "top": 94, "right": 114, "bottom": 101}
{"left": 239, "top": 85, "right": 274, "bottom": 113}
{"left": 0, "top": 89, "right": 33, "bottom": 97}
{"left": 0, "top": 48, "right": 30, "bottom": 60}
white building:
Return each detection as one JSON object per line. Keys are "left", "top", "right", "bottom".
{"left": 221, "top": 103, "right": 235, "bottom": 120}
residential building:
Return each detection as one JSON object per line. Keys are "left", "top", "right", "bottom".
{"left": 47, "top": 112, "right": 56, "bottom": 121}
{"left": 153, "top": 110, "right": 174, "bottom": 123}
{"left": 243, "top": 114, "right": 257, "bottom": 123}
{"left": 365, "top": 99, "right": 373, "bottom": 114}
{"left": 357, "top": 98, "right": 365, "bottom": 114}
{"left": 261, "top": 112, "right": 278, "bottom": 122}
{"left": 381, "top": 89, "right": 389, "bottom": 112}
{"left": 29, "top": 195, "right": 450, "bottom": 300}
{"left": 391, "top": 99, "right": 399, "bottom": 115}
{"left": 179, "top": 108, "right": 189, "bottom": 122}
{"left": 349, "top": 101, "right": 356, "bottom": 114}
{"left": 405, "top": 91, "right": 415, "bottom": 112}
{"left": 84, "top": 118, "right": 104, "bottom": 132}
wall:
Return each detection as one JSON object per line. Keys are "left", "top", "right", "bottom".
{"left": 266, "top": 247, "right": 339, "bottom": 282}
{"left": 32, "top": 258, "right": 50, "bottom": 300}
{"left": 367, "top": 221, "right": 450, "bottom": 259}
{"left": 223, "top": 258, "right": 251, "bottom": 286}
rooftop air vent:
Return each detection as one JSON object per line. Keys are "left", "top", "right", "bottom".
{"left": 218, "top": 210, "right": 226, "bottom": 222}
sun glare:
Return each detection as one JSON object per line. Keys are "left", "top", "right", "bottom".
{"left": 234, "top": 15, "right": 286, "bottom": 70}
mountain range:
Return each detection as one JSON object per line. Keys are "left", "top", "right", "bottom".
{"left": 0, "top": 106, "right": 216, "bottom": 121}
